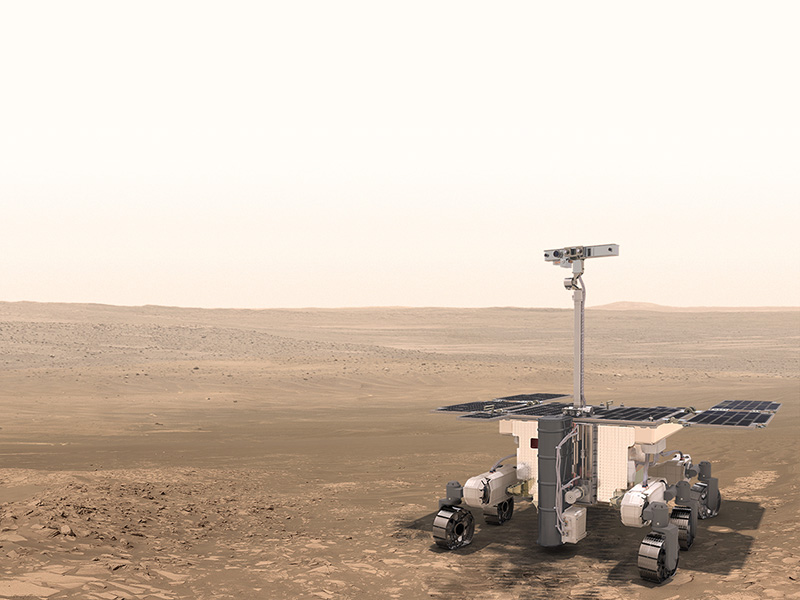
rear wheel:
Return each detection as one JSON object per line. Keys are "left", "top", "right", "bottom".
{"left": 433, "top": 506, "right": 474, "bottom": 550}
{"left": 692, "top": 482, "right": 721, "bottom": 519}
{"left": 484, "top": 497, "right": 514, "bottom": 525}
{"left": 670, "top": 506, "right": 695, "bottom": 550}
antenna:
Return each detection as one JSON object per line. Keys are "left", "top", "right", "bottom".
{"left": 543, "top": 244, "right": 619, "bottom": 407}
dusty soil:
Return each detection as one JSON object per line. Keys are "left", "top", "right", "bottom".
{"left": 0, "top": 302, "right": 798, "bottom": 600}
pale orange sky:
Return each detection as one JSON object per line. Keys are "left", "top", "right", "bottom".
{"left": 2, "top": 1, "right": 798, "bottom": 309}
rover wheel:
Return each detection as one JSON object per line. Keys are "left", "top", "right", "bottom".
{"left": 433, "top": 506, "right": 474, "bottom": 550}
{"left": 638, "top": 532, "right": 678, "bottom": 583}
{"left": 692, "top": 482, "right": 721, "bottom": 519}
{"left": 484, "top": 497, "right": 514, "bottom": 525}
{"left": 670, "top": 506, "right": 695, "bottom": 550}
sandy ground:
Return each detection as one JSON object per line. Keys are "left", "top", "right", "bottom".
{"left": 0, "top": 302, "right": 798, "bottom": 600}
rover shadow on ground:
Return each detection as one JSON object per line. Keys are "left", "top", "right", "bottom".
{"left": 401, "top": 498, "right": 762, "bottom": 587}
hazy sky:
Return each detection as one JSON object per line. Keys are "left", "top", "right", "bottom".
{"left": 2, "top": 1, "right": 798, "bottom": 309}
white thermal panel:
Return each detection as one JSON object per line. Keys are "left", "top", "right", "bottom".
{"left": 597, "top": 425, "right": 636, "bottom": 503}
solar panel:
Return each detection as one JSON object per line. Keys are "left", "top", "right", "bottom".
{"left": 684, "top": 410, "right": 776, "bottom": 428}
{"left": 437, "top": 393, "right": 569, "bottom": 415}
{"left": 709, "top": 400, "right": 781, "bottom": 412}
{"left": 507, "top": 402, "right": 572, "bottom": 417}
{"left": 438, "top": 396, "right": 780, "bottom": 428}
{"left": 588, "top": 406, "right": 686, "bottom": 423}
{"left": 457, "top": 402, "right": 687, "bottom": 424}
{"left": 436, "top": 400, "right": 525, "bottom": 413}
{"left": 495, "top": 393, "right": 568, "bottom": 403}
{"left": 459, "top": 411, "right": 512, "bottom": 420}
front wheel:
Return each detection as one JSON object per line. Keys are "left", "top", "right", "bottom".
{"left": 638, "top": 532, "right": 678, "bottom": 583}
{"left": 433, "top": 506, "right": 474, "bottom": 550}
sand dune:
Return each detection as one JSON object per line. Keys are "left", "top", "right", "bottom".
{"left": 0, "top": 303, "right": 797, "bottom": 599}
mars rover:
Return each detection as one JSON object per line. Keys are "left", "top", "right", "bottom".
{"left": 432, "top": 244, "right": 781, "bottom": 583}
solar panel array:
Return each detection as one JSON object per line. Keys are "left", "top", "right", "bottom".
{"left": 682, "top": 399, "right": 781, "bottom": 428}
{"left": 501, "top": 402, "right": 572, "bottom": 417}
{"left": 456, "top": 401, "right": 684, "bottom": 424}
{"left": 436, "top": 394, "right": 780, "bottom": 428}
{"left": 685, "top": 410, "right": 773, "bottom": 427}
{"left": 436, "top": 400, "right": 529, "bottom": 413}
{"left": 436, "top": 393, "right": 570, "bottom": 421}
{"left": 459, "top": 411, "right": 515, "bottom": 420}
{"left": 709, "top": 400, "right": 781, "bottom": 412}
{"left": 495, "top": 393, "right": 568, "bottom": 403}
{"left": 588, "top": 406, "right": 686, "bottom": 422}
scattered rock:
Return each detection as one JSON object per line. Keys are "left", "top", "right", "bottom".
{"left": 154, "top": 569, "right": 187, "bottom": 583}
{"left": 670, "top": 571, "right": 693, "bottom": 586}
{"left": 569, "top": 583, "right": 595, "bottom": 598}
{"left": 0, "top": 581, "right": 59, "bottom": 597}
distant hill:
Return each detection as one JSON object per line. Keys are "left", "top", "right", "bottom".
{"left": 1, "top": 300, "right": 798, "bottom": 315}
{"left": 590, "top": 301, "right": 799, "bottom": 312}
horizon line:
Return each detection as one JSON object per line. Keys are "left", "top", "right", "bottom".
{"left": 1, "top": 299, "right": 798, "bottom": 313}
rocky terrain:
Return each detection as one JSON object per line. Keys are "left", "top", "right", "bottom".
{"left": 0, "top": 302, "right": 797, "bottom": 599}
